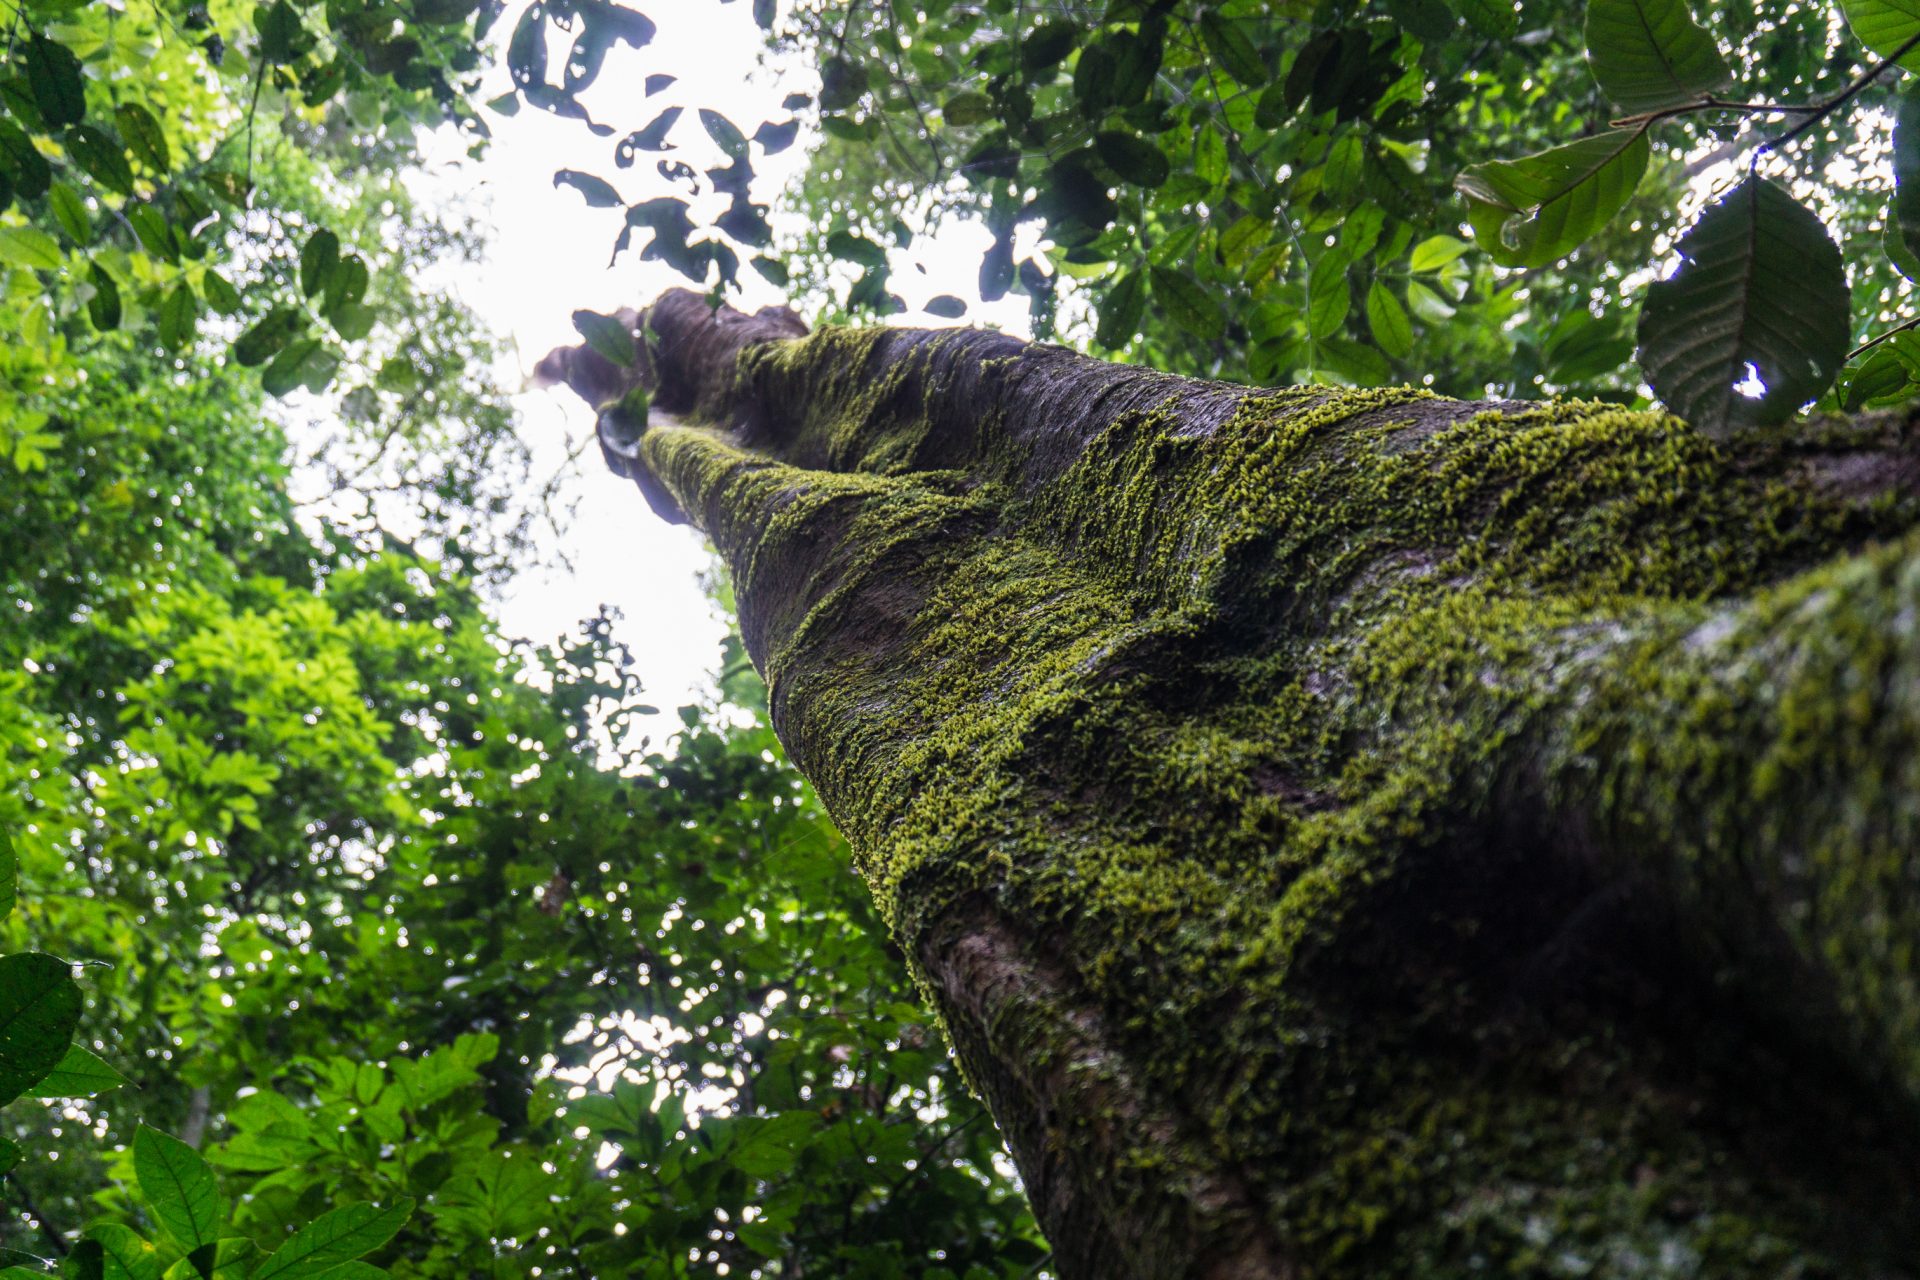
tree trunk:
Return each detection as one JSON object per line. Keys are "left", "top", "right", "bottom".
{"left": 544, "top": 289, "right": 1920, "bottom": 1280}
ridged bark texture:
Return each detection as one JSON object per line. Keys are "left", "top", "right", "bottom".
{"left": 552, "top": 289, "right": 1920, "bottom": 1279}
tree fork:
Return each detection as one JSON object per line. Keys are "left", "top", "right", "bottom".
{"left": 544, "top": 289, "right": 1920, "bottom": 1279}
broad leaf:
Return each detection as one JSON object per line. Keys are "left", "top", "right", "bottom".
{"left": 1893, "top": 87, "right": 1920, "bottom": 277}
{"left": 1843, "top": 0, "right": 1920, "bottom": 72}
{"left": 1150, "top": 266, "right": 1224, "bottom": 341}
{"left": 300, "top": 230, "right": 339, "bottom": 298}
{"left": 26, "top": 35, "right": 86, "bottom": 129}
{"left": 1095, "top": 269, "right": 1146, "bottom": 348}
{"left": 0, "top": 954, "right": 81, "bottom": 1105}
{"left": 133, "top": 1126, "right": 226, "bottom": 1251}
{"left": 1586, "top": 0, "right": 1731, "bottom": 113}
{"left": 86, "top": 1226, "right": 161, "bottom": 1280}
{"left": 1456, "top": 128, "right": 1651, "bottom": 268}
{"left": 0, "top": 227, "right": 63, "bottom": 271}
{"left": 553, "top": 170, "right": 622, "bottom": 207}
{"left": 573, "top": 310, "right": 635, "bottom": 368}
{"left": 1637, "top": 178, "right": 1850, "bottom": 434}
{"left": 251, "top": 1200, "right": 413, "bottom": 1280}
{"left": 26, "top": 1043, "right": 127, "bottom": 1098}
{"left": 1366, "top": 282, "right": 1414, "bottom": 359}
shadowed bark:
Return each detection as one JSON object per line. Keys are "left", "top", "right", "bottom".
{"left": 548, "top": 289, "right": 1920, "bottom": 1280}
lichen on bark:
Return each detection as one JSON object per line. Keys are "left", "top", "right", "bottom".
{"left": 552, "top": 289, "right": 1920, "bottom": 1279}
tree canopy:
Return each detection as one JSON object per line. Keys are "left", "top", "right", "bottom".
{"left": 2, "top": 0, "right": 1918, "bottom": 1277}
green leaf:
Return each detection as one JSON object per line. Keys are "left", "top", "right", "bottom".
{"left": 87, "top": 1226, "right": 161, "bottom": 1280}
{"left": 1585, "top": 0, "right": 1731, "bottom": 113}
{"left": 234, "top": 308, "right": 302, "bottom": 367}
{"left": 0, "top": 954, "right": 81, "bottom": 1105}
{"left": 1095, "top": 269, "right": 1146, "bottom": 348}
{"left": 0, "top": 1137, "right": 19, "bottom": 1175}
{"left": 0, "top": 824, "right": 14, "bottom": 920}
{"left": 133, "top": 1127, "right": 225, "bottom": 1251}
{"left": 943, "top": 92, "right": 993, "bottom": 126}
{"left": 1366, "top": 281, "right": 1413, "bottom": 359}
{"left": 261, "top": 338, "right": 339, "bottom": 397}
{"left": 1198, "top": 12, "right": 1265, "bottom": 84}
{"left": 924, "top": 294, "right": 968, "bottom": 318}
{"left": 49, "top": 182, "right": 90, "bottom": 245}
{"left": 1149, "top": 265, "right": 1224, "bottom": 341}
{"left": 1456, "top": 127, "right": 1651, "bottom": 268}
{"left": 750, "top": 255, "right": 789, "bottom": 287}
{"left": 160, "top": 1239, "right": 252, "bottom": 1280}
{"left": 26, "top": 35, "right": 86, "bottom": 129}
{"left": 1451, "top": 0, "right": 1517, "bottom": 37}
{"left": 258, "top": 1, "right": 310, "bottom": 64}
{"left": 819, "top": 56, "right": 869, "bottom": 111}
{"left": 114, "top": 103, "right": 171, "bottom": 174}
{"left": 1892, "top": 87, "right": 1920, "bottom": 277}
{"left": 1408, "top": 234, "right": 1471, "bottom": 273}
{"left": 699, "top": 109, "right": 749, "bottom": 158}
{"left": 1021, "top": 20, "right": 1076, "bottom": 72}
{"left": 251, "top": 1200, "right": 413, "bottom": 1280}
{"left": 0, "top": 227, "right": 64, "bottom": 271}
{"left": 572, "top": 310, "right": 635, "bottom": 367}
{"left": 1843, "top": 0, "right": 1920, "bottom": 72}
{"left": 157, "top": 283, "right": 198, "bottom": 351}
{"left": 1837, "top": 345, "right": 1917, "bottom": 410}
{"left": 87, "top": 263, "right": 121, "bottom": 330}
{"left": 1094, "top": 130, "right": 1169, "bottom": 187}
{"left": 1307, "top": 254, "right": 1351, "bottom": 339}
{"left": 1637, "top": 177, "right": 1851, "bottom": 434}
{"left": 825, "top": 229, "right": 887, "bottom": 269}
{"left": 65, "top": 125, "right": 135, "bottom": 197}
{"left": 201, "top": 271, "right": 241, "bottom": 316}
{"left": 0, "top": 120, "right": 52, "bottom": 200}
{"left": 300, "top": 229, "right": 339, "bottom": 298}
{"left": 26, "top": 1043, "right": 127, "bottom": 1098}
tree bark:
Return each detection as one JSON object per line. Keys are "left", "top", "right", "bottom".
{"left": 545, "top": 289, "right": 1920, "bottom": 1280}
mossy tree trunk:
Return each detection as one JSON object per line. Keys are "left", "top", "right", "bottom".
{"left": 544, "top": 290, "right": 1920, "bottom": 1280}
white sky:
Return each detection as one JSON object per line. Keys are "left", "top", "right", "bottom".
{"left": 404, "top": 1, "right": 1037, "bottom": 736}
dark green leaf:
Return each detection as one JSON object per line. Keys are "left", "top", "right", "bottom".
{"left": 1586, "top": 0, "right": 1731, "bottom": 113}
{"left": 1021, "top": 21, "right": 1076, "bottom": 71}
{"left": 157, "top": 282, "right": 198, "bottom": 350}
{"left": 825, "top": 229, "right": 888, "bottom": 269}
{"left": 700, "top": 109, "right": 748, "bottom": 158}
{"left": 87, "top": 263, "right": 121, "bottom": 330}
{"left": 26, "top": 1043, "right": 127, "bottom": 1098}
{"left": 133, "top": 1127, "right": 224, "bottom": 1250}
{"left": 299, "top": 229, "right": 339, "bottom": 297}
{"left": 127, "top": 203, "right": 176, "bottom": 261}
{"left": 1198, "top": 13, "right": 1264, "bottom": 84}
{"left": 620, "top": 107, "right": 682, "bottom": 162}
{"left": 924, "top": 294, "right": 967, "bottom": 318}
{"left": 1095, "top": 268, "right": 1146, "bottom": 347}
{"left": 26, "top": 35, "right": 86, "bottom": 129}
{"left": 49, "top": 182, "right": 90, "bottom": 245}
{"left": 1452, "top": 0, "right": 1517, "bottom": 37}
{"left": 1150, "top": 265, "right": 1224, "bottom": 341}
{"left": 573, "top": 309, "right": 635, "bottom": 367}
{"left": 753, "top": 0, "right": 776, "bottom": 27}
{"left": 1095, "top": 130, "right": 1169, "bottom": 187}
{"left": 1637, "top": 178, "right": 1851, "bottom": 433}
{"left": 819, "top": 57, "right": 869, "bottom": 111}
{"left": 65, "top": 125, "right": 135, "bottom": 197}
{"left": 753, "top": 119, "right": 800, "bottom": 154}
{"left": 251, "top": 1200, "right": 413, "bottom": 1280}
{"left": 260, "top": 337, "right": 339, "bottom": 397}
{"left": 751, "top": 255, "right": 789, "bottom": 286}
{"left": 201, "top": 271, "right": 241, "bottom": 316}
{"left": 114, "top": 103, "right": 171, "bottom": 174}
{"left": 554, "top": 170, "right": 622, "bottom": 207}
{"left": 0, "top": 954, "right": 78, "bottom": 1105}
{"left": 232, "top": 307, "right": 303, "bottom": 367}
{"left": 1456, "top": 128, "right": 1651, "bottom": 268}
{"left": 0, "top": 119, "right": 52, "bottom": 200}
{"left": 258, "top": 0, "right": 312, "bottom": 64}
{"left": 943, "top": 92, "right": 993, "bottom": 126}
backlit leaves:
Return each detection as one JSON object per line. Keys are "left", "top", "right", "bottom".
{"left": 1843, "top": 0, "right": 1920, "bottom": 72}
{"left": 252, "top": 1200, "right": 414, "bottom": 1280}
{"left": 1585, "top": 0, "right": 1731, "bottom": 113}
{"left": 1638, "top": 178, "right": 1850, "bottom": 433}
{"left": 134, "top": 1126, "right": 226, "bottom": 1251}
{"left": 1457, "top": 128, "right": 1651, "bottom": 268}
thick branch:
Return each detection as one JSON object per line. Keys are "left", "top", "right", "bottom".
{"left": 551, "top": 290, "right": 1920, "bottom": 1279}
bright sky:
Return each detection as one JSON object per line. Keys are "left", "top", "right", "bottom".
{"left": 407, "top": 1, "right": 1038, "bottom": 736}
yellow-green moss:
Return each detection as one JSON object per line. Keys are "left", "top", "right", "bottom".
{"left": 636, "top": 327, "right": 1920, "bottom": 1276}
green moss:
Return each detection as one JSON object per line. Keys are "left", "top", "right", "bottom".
{"left": 636, "top": 331, "right": 1920, "bottom": 1275}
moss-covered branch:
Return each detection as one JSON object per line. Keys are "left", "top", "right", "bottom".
{"left": 551, "top": 289, "right": 1920, "bottom": 1280}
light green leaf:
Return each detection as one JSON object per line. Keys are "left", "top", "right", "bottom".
{"left": 133, "top": 1126, "right": 225, "bottom": 1251}
{"left": 87, "top": 1225, "right": 162, "bottom": 1280}
{"left": 1843, "top": 0, "right": 1920, "bottom": 72}
{"left": 0, "top": 227, "right": 64, "bottom": 271}
{"left": 1637, "top": 177, "right": 1850, "bottom": 434}
{"left": 26, "top": 1043, "right": 127, "bottom": 1098}
{"left": 0, "top": 953, "right": 81, "bottom": 1105}
{"left": 1408, "top": 234, "right": 1471, "bottom": 273}
{"left": 1366, "top": 282, "right": 1414, "bottom": 359}
{"left": 1456, "top": 127, "right": 1651, "bottom": 268}
{"left": 49, "top": 183, "right": 91, "bottom": 246}
{"left": 252, "top": 1200, "right": 413, "bottom": 1280}
{"left": 1586, "top": 0, "right": 1731, "bottom": 113}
